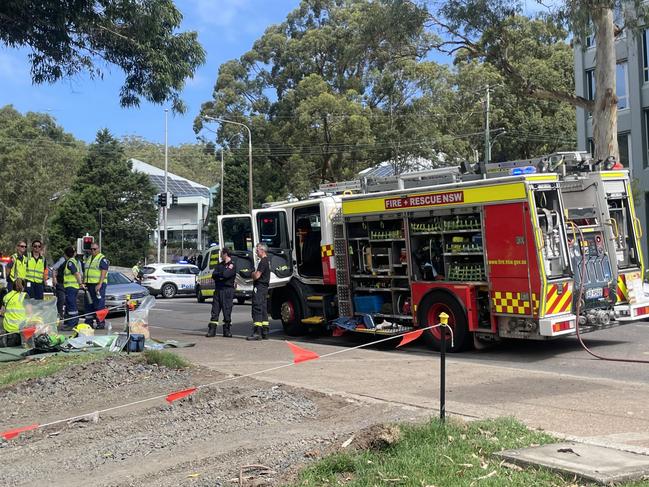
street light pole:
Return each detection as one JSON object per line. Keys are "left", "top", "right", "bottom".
{"left": 164, "top": 108, "right": 169, "bottom": 263}
{"left": 220, "top": 148, "right": 224, "bottom": 215}
{"left": 203, "top": 116, "right": 253, "bottom": 212}
{"left": 181, "top": 222, "right": 187, "bottom": 255}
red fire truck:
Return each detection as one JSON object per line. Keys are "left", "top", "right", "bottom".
{"left": 217, "top": 152, "right": 648, "bottom": 351}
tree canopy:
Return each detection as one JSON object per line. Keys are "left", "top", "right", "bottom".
{"left": 431, "top": 0, "right": 645, "bottom": 160}
{"left": 0, "top": 105, "right": 85, "bottom": 252}
{"left": 198, "top": 0, "right": 576, "bottom": 204}
{"left": 49, "top": 130, "right": 157, "bottom": 265}
{"left": 0, "top": 0, "right": 205, "bottom": 112}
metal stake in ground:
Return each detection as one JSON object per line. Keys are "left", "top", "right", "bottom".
{"left": 438, "top": 311, "right": 449, "bottom": 422}
{"left": 125, "top": 294, "right": 131, "bottom": 355}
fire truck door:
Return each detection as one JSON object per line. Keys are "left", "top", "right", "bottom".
{"left": 217, "top": 214, "right": 256, "bottom": 282}
{"left": 252, "top": 209, "right": 293, "bottom": 288}
{"left": 483, "top": 203, "right": 537, "bottom": 323}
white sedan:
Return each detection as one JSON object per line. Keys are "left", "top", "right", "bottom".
{"left": 140, "top": 263, "right": 199, "bottom": 298}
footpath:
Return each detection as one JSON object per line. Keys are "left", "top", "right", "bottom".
{"left": 156, "top": 326, "right": 649, "bottom": 455}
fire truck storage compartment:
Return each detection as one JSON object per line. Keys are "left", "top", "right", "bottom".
{"left": 409, "top": 207, "right": 485, "bottom": 283}
{"left": 605, "top": 180, "right": 640, "bottom": 270}
{"left": 345, "top": 214, "right": 413, "bottom": 325}
{"left": 532, "top": 188, "right": 570, "bottom": 279}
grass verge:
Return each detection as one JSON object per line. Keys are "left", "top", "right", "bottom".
{"left": 143, "top": 350, "right": 190, "bottom": 369}
{"left": 0, "top": 352, "right": 109, "bottom": 388}
{"left": 294, "top": 417, "right": 647, "bottom": 486}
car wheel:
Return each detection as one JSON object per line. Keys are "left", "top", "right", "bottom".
{"left": 417, "top": 291, "right": 471, "bottom": 352}
{"left": 236, "top": 297, "right": 246, "bottom": 305}
{"left": 196, "top": 285, "right": 205, "bottom": 303}
{"left": 161, "top": 283, "right": 177, "bottom": 299}
{"left": 280, "top": 289, "right": 305, "bottom": 336}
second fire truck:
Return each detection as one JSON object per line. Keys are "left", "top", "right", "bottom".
{"left": 217, "top": 152, "right": 648, "bottom": 351}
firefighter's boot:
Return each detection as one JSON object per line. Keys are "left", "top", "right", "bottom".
{"left": 205, "top": 322, "right": 218, "bottom": 338}
{"left": 261, "top": 323, "right": 270, "bottom": 340}
{"left": 246, "top": 325, "right": 261, "bottom": 341}
{"left": 223, "top": 322, "right": 232, "bottom": 338}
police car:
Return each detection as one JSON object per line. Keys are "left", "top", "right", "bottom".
{"left": 140, "top": 263, "right": 199, "bottom": 298}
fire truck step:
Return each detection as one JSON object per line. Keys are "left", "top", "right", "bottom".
{"left": 301, "top": 316, "right": 325, "bottom": 325}
{"left": 306, "top": 295, "right": 324, "bottom": 301}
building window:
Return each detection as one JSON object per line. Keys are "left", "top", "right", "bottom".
{"left": 618, "top": 133, "right": 630, "bottom": 168}
{"left": 617, "top": 63, "right": 628, "bottom": 109}
{"left": 642, "top": 29, "right": 649, "bottom": 83}
{"left": 584, "top": 63, "right": 628, "bottom": 110}
{"left": 587, "top": 135, "right": 630, "bottom": 168}
{"left": 586, "top": 33, "right": 595, "bottom": 48}
{"left": 586, "top": 70, "right": 595, "bottom": 101}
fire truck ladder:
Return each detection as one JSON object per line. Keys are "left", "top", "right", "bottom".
{"left": 333, "top": 208, "right": 353, "bottom": 317}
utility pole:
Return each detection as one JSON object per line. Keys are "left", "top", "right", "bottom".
{"left": 98, "top": 209, "right": 103, "bottom": 250}
{"left": 156, "top": 210, "right": 161, "bottom": 262}
{"left": 220, "top": 147, "right": 224, "bottom": 215}
{"left": 482, "top": 84, "right": 491, "bottom": 176}
{"left": 164, "top": 108, "right": 169, "bottom": 264}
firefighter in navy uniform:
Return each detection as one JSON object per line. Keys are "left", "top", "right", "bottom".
{"left": 206, "top": 248, "right": 236, "bottom": 338}
{"left": 247, "top": 243, "right": 271, "bottom": 341}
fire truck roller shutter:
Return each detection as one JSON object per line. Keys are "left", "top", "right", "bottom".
{"left": 417, "top": 289, "right": 471, "bottom": 352}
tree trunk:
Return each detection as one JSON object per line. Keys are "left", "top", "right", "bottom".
{"left": 592, "top": 7, "right": 619, "bottom": 162}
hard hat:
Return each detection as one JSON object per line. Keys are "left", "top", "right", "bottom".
{"left": 71, "top": 323, "right": 94, "bottom": 338}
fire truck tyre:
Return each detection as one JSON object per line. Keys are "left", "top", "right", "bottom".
{"left": 237, "top": 297, "right": 246, "bottom": 305}
{"left": 418, "top": 292, "right": 470, "bottom": 352}
{"left": 280, "top": 290, "right": 305, "bottom": 336}
{"left": 161, "top": 283, "right": 177, "bottom": 299}
{"left": 196, "top": 285, "right": 205, "bottom": 303}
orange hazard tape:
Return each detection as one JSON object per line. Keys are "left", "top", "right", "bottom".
{"left": 286, "top": 342, "right": 320, "bottom": 364}
{"left": 166, "top": 387, "right": 197, "bottom": 403}
{"left": 1, "top": 424, "right": 39, "bottom": 440}
{"left": 1, "top": 325, "right": 439, "bottom": 442}
{"left": 397, "top": 329, "right": 424, "bottom": 347}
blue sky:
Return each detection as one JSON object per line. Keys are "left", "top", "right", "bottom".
{"left": 0, "top": 0, "right": 300, "bottom": 146}
{"left": 0, "top": 0, "right": 550, "bottom": 147}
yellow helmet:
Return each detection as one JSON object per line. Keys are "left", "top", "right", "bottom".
{"left": 71, "top": 324, "right": 94, "bottom": 338}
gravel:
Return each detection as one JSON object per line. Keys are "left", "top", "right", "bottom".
{"left": 0, "top": 355, "right": 424, "bottom": 486}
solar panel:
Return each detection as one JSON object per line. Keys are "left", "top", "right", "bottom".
{"left": 145, "top": 174, "right": 209, "bottom": 198}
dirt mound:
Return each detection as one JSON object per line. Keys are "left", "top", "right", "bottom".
{"left": 345, "top": 423, "right": 402, "bottom": 451}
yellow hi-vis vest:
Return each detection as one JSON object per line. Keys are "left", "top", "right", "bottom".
{"left": 10, "top": 253, "right": 27, "bottom": 281}
{"left": 2, "top": 290, "right": 26, "bottom": 333}
{"left": 84, "top": 253, "right": 106, "bottom": 284}
{"left": 26, "top": 255, "right": 45, "bottom": 283}
{"left": 64, "top": 259, "right": 80, "bottom": 289}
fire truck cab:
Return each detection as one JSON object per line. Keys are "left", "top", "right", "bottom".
{"left": 216, "top": 197, "right": 341, "bottom": 335}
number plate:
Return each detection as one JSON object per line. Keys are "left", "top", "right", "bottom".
{"left": 585, "top": 288, "right": 603, "bottom": 299}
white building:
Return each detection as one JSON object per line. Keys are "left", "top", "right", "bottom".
{"left": 130, "top": 159, "right": 211, "bottom": 253}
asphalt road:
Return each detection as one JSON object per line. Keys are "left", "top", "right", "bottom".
{"left": 146, "top": 296, "right": 649, "bottom": 385}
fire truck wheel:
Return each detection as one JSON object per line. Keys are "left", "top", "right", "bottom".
{"left": 418, "top": 292, "right": 470, "bottom": 352}
{"left": 280, "top": 291, "right": 305, "bottom": 336}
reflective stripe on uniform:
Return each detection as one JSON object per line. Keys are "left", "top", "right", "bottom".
{"left": 84, "top": 253, "right": 106, "bottom": 284}
{"left": 26, "top": 256, "right": 45, "bottom": 283}
{"left": 2, "top": 291, "right": 26, "bottom": 332}
{"left": 64, "top": 258, "right": 80, "bottom": 289}
{"left": 10, "top": 254, "right": 27, "bottom": 281}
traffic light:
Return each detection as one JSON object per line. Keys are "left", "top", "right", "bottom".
{"left": 158, "top": 192, "right": 168, "bottom": 207}
{"left": 172, "top": 194, "right": 178, "bottom": 206}
{"left": 82, "top": 235, "right": 94, "bottom": 252}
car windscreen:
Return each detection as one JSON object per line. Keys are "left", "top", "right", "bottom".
{"left": 107, "top": 272, "right": 132, "bottom": 285}
{"left": 142, "top": 267, "right": 156, "bottom": 275}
